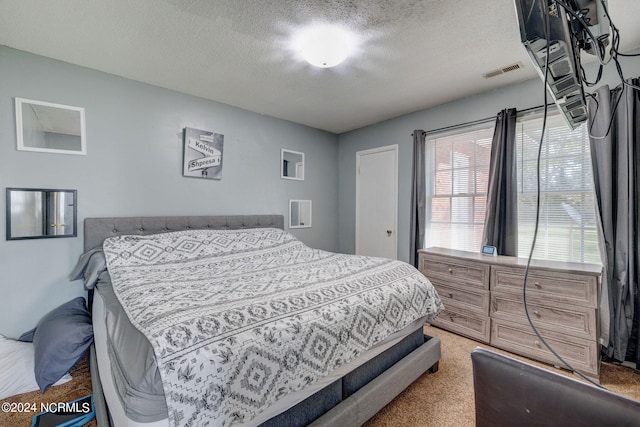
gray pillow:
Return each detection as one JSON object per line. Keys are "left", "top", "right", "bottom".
{"left": 19, "top": 297, "right": 93, "bottom": 392}
{"left": 69, "top": 247, "right": 107, "bottom": 289}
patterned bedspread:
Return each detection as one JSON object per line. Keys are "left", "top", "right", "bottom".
{"left": 103, "top": 228, "right": 443, "bottom": 427}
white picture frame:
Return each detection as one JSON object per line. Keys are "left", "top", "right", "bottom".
{"left": 289, "top": 199, "right": 312, "bottom": 228}
{"left": 281, "top": 149, "right": 305, "bottom": 180}
{"left": 15, "top": 98, "right": 87, "bottom": 155}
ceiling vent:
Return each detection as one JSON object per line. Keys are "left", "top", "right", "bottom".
{"left": 483, "top": 62, "right": 524, "bottom": 78}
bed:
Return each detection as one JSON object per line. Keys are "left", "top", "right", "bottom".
{"left": 79, "top": 215, "right": 443, "bottom": 427}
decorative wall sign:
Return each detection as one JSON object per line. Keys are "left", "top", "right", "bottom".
{"left": 182, "top": 127, "right": 224, "bottom": 179}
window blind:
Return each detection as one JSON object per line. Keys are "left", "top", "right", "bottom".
{"left": 515, "top": 112, "right": 600, "bottom": 264}
{"left": 425, "top": 125, "right": 494, "bottom": 252}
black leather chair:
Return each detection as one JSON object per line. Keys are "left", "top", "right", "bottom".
{"left": 471, "top": 347, "right": 640, "bottom": 427}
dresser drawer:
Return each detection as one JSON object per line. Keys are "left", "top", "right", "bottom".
{"left": 420, "top": 254, "right": 490, "bottom": 290}
{"left": 418, "top": 249, "right": 601, "bottom": 380}
{"left": 431, "top": 280, "right": 490, "bottom": 315}
{"left": 490, "top": 291, "right": 596, "bottom": 340}
{"left": 491, "top": 318, "right": 599, "bottom": 378}
{"left": 491, "top": 266, "right": 598, "bottom": 308}
{"left": 430, "top": 301, "right": 490, "bottom": 343}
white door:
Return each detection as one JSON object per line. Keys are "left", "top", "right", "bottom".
{"left": 355, "top": 144, "right": 398, "bottom": 259}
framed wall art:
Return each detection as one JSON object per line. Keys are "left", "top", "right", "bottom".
{"left": 182, "top": 127, "right": 224, "bottom": 180}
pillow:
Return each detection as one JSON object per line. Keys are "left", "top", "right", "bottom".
{"left": 19, "top": 297, "right": 93, "bottom": 392}
{"left": 69, "top": 247, "right": 107, "bottom": 289}
{"left": 0, "top": 335, "right": 71, "bottom": 400}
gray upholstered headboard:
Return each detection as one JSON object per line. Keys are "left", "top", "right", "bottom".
{"left": 83, "top": 215, "right": 284, "bottom": 250}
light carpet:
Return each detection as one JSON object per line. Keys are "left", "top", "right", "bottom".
{"left": 364, "top": 325, "right": 640, "bottom": 427}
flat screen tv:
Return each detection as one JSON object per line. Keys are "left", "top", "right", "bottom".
{"left": 514, "top": 0, "right": 609, "bottom": 129}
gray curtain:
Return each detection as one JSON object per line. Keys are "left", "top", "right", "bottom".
{"left": 482, "top": 108, "right": 518, "bottom": 256}
{"left": 410, "top": 130, "right": 426, "bottom": 267}
{"left": 588, "top": 80, "right": 640, "bottom": 365}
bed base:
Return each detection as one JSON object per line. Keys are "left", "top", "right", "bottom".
{"left": 260, "top": 332, "right": 440, "bottom": 427}
{"left": 309, "top": 335, "right": 440, "bottom": 426}
{"left": 83, "top": 215, "right": 442, "bottom": 426}
{"left": 90, "top": 344, "right": 110, "bottom": 427}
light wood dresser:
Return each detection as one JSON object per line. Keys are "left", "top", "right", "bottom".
{"left": 418, "top": 247, "right": 602, "bottom": 380}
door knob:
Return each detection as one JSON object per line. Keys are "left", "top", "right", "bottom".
{"left": 386, "top": 230, "right": 392, "bottom": 235}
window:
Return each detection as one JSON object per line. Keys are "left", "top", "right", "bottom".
{"left": 424, "top": 111, "right": 601, "bottom": 264}
{"left": 516, "top": 113, "right": 600, "bottom": 264}
{"left": 424, "top": 125, "right": 494, "bottom": 252}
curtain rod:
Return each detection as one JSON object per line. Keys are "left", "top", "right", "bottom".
{"left": 421, "top": 104, "right": 552, "bottom": 136}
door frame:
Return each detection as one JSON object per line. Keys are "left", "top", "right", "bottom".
{"left": 355, "top": 144, "right": 398, "bottom": 258}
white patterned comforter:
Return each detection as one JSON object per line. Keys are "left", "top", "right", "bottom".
{"left": 103, "top": 228, "right": 443, "bottom": 427}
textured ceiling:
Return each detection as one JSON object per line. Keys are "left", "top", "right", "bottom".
{"left": 1, "top": 0, "right": 639, "bottom": 133}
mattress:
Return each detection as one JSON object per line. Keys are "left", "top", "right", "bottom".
{"left": 84, "top": 226, "right": 443, "bottom": 426}
{"left": 96, "top": 274, "right": 166, "bottom": 422}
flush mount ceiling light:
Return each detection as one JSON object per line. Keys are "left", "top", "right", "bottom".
{"left": 297, "top": 24, "right": 355, "bottom": 68}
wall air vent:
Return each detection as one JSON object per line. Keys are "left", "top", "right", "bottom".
{"left": 483, "top": 62, "right": 524, "bottom": 78}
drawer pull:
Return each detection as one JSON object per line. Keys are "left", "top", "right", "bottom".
{"left": 533, "top": 310, "right": 541, "bottom": 317}
{"left": 448, "top": 268, "right": 453, "bottom": 274}
{"left": 533, "top": 281, "right": 541, "bottom": 288}
{"left": 448, "top": 292, "right": 454, "bottom": 298}
{"left": 534, "top": 340, "right": 541, "bottom": 348}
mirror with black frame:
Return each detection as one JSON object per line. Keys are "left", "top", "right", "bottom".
{"left": 6, "top": 188, "right": 77, "bottom": 240}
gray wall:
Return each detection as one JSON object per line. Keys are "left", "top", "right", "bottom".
{"left": 0, "top": 46, "right": 338, "bottom": 338}
{"left": 337, "top": 56, "right": 640, "bottom": 262}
